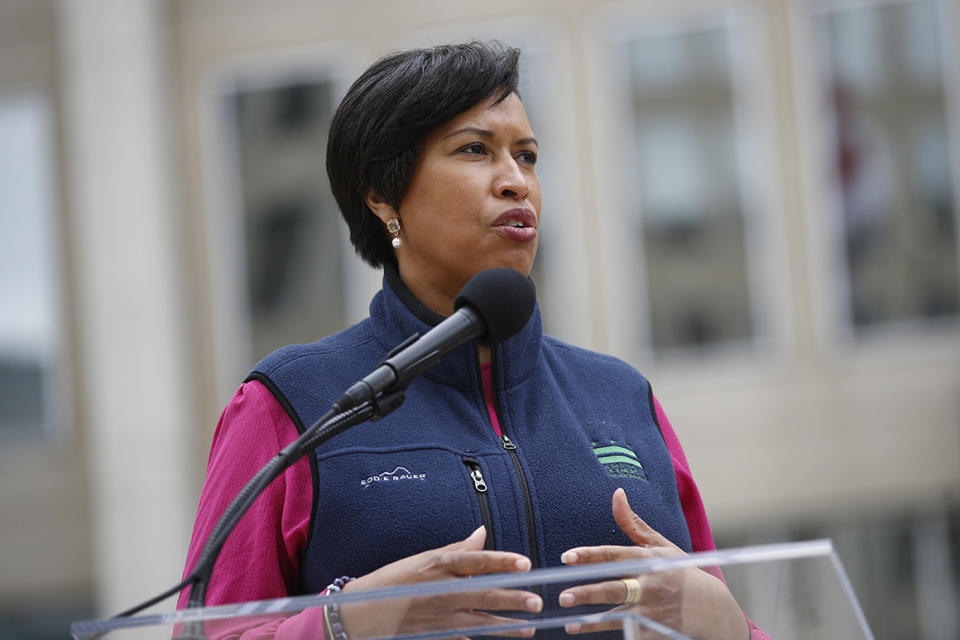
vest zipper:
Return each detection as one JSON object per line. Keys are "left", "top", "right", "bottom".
{"left": 463, "top": 458, "right": 494, "bottom": 550}
{"left": 482, "top": 352, "right": 542, "bottom": 571}
{"left": 499, "top": 433, "right": 541, "bottom": 570}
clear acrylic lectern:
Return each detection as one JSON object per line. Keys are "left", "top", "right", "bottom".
{"left": 71, "top": 539, "right": 874, "bottom": 640}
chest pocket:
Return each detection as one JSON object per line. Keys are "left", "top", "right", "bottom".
{"left": 302, "top": 446, "right": 488, "bottom": 591}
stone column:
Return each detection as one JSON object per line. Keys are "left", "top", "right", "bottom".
{"left": 58, "top": 0, "right": 193, "bottom": 615}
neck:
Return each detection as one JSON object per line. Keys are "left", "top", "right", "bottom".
{"left": 396, "top": 266, "right": 460, "bottom": 318}
{"left": 383, "top": 263, "right": 493, "bottom": 365}
{"left": 408, "top": 286, "right": 455, "bottom": 317}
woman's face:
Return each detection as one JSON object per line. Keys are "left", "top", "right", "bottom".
{"left": 368, "top": 92, "right": 541, "bottom": 315}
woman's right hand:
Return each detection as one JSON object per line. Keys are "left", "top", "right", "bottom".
{"left": 337, "top": 526, "right": 542, "bottom": 639}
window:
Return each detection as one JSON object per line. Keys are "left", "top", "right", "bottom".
{"left": 224, "top": 78, "right": 349, "bottom": 362}
{"left": 597, "top": 12, "right": 772, "bottom": 358}
{"left": 0, "top": 92, "right": 64, "bottom": 440}
{"left": 815, "top": 0, "right": 959, "bottom": 331}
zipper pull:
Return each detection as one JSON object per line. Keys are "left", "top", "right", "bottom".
{"left": 469, "top": 467, "right": 488, "bottom": 492}
{"left": 501, "top": 434, "right": 517, "bottom": 450}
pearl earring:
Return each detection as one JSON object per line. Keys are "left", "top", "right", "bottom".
{"left": 387, "top": 218, "right": 401, "bottom": 249}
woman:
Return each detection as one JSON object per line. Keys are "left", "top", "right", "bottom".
{"left": 180, "top": 41, "right": 764, "bottom": 640}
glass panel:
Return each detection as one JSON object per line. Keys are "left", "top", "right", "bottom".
{"left": 0, "top": 93, "right": 60, "bottom": 438}
{"left": 71, "top": 541, "right": 874, "bottom": 639}
{"left": 225, "top": 79, "right": 346, "bottom": 360}
{"left": 622, "top": 25, "right": 755, "bottom": 352}
{"left": 718, "top": 503, "right": 960, "bottom": 639}
{"left": 817, "top": 0, "right": 960, "bottom": 329}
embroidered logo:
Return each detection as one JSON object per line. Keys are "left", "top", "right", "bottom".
{"left": 592, "top": 442, "right": 647, "bottom": 481}
{"left": 360, "top": 466, "right": 427, "bottom": 488}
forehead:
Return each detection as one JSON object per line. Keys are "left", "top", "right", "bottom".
{"left": 433, "top": 92, "right": 535, "bottom": 139}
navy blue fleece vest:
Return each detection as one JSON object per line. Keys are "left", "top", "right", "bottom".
{"left": 248, "top": 269, "right": 692, "bottom": 605}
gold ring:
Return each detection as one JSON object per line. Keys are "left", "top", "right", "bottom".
{"left": 620, "top": 577, "right": 642, "bottom": 604}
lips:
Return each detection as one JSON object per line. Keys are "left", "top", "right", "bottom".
{"left": 492, "top": 209, "right": 538, "bottom": 242}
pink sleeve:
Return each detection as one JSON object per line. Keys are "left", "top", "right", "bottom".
{"left": 652, "top": 394, "right": 716, "bottom": 554}
{"left": 178, "top": 380, "right": 313, "bottom": 609}
{"left": 653, "top": 394, "right": 772, "bottom": 640}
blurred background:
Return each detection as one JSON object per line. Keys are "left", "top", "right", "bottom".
{"left": 1, "top": 0, "right": 958, "bottom": 638}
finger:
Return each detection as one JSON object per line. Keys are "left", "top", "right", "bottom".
{"left": 438, "top": 550, "right": 531, "bottom": 576}
{"left": 427, "top": 611, "right": 536, "bottom": 638}
{"left": 486, "top": 627, "right": 537, "bottom": 638}
{"left": 612, "top": 488, "right": 671, "bottom": 549}
{"left": 565, "top": 620, "right": 659, "bottom": 636}
{"left": 455, "top": 588, "right": 542, "bottom": 613}
{"left": 558, "top": 580, "right": 628, "bottom": 607}
{"left": 565, "top": 619, "right": 624, "bottom": 634}
{"left": 561, "top": 544, "right": 657, "bottom": 565}
{"left": 461, "top": 611, "right": 537, "bottom": 638}
{"left": 444, "top": 525, "right": 487, "bottom": 552}
{"left": 566, "top": 619, "right": 669, "bottom": 639}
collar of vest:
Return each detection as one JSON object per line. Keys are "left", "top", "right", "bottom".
{"left": 369, "top": 263, "right": 543, "bottom": 391}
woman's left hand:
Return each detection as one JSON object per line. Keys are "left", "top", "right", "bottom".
{"left": 557, "top": 488, "right": 749, "bottom": 640}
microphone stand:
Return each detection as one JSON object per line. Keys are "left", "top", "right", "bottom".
{"left": 109, "top": 334, "right": 419, "bottom": 636}
{"left": 109, "top": 267, "right": 535, "bottom": 638}
{"left": 174, "top": 387, "right": 408, "bottom": 640}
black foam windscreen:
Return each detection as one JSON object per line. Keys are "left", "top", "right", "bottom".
{"left": 454, "top": 268, "right": 536, "bottom": 346}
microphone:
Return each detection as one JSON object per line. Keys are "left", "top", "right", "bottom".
{"left": 334, "top": 267, "right": 536, "bottom": 412}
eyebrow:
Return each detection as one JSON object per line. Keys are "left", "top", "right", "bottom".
{"left": 443, "top": 127, "right": 539, "bottom": 148}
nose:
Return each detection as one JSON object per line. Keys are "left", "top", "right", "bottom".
{"left": 495, "top": 157, "right": 530, "bottom": 200}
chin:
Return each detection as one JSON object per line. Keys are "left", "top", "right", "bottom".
{"left": 491, "top": 249, "right": 537, "bottom": 277}
{"left": 476, "top": 260, "right": 532, "bottom": 279}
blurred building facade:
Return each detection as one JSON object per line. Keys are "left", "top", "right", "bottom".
{"left": 0, "top": 0, "right": 958, "bottom": 638}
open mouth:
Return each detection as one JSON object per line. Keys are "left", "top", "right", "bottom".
{"left": 493, "top": 210, "right": 537, "bottom": 243}
{"left": 494, "top": 208, "right": 537, "bottom": 230}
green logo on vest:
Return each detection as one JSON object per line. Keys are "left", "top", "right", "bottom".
{"left": 592, "top": 442, "right": 647, "bottom": 481}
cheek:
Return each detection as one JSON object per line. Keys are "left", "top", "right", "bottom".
{"left": 402, "top": 189, "right": 472, "bottom": 244}
{"left": 427, "top": 180, "right": 487, "bottom": 225}
{"left": 399, "top": 162, "right": 491, "bottom": 235}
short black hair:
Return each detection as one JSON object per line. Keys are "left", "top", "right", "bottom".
{"left": 326, "top": 41, "right": 521, "bottom": 267}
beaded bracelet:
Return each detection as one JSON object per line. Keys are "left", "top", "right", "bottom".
{"left": 323, "top": 576, "right": 355, "bottom": 640}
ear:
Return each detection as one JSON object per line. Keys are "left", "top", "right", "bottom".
{"left": 365, "top": 189, "right": 398, "bottom": 225}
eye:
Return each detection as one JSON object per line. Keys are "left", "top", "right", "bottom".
{"left": 459, "top": 142, "right": 487, "bottom": 155}
{"left": 517, "top": 150, "right": 538, "bottom": 166}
